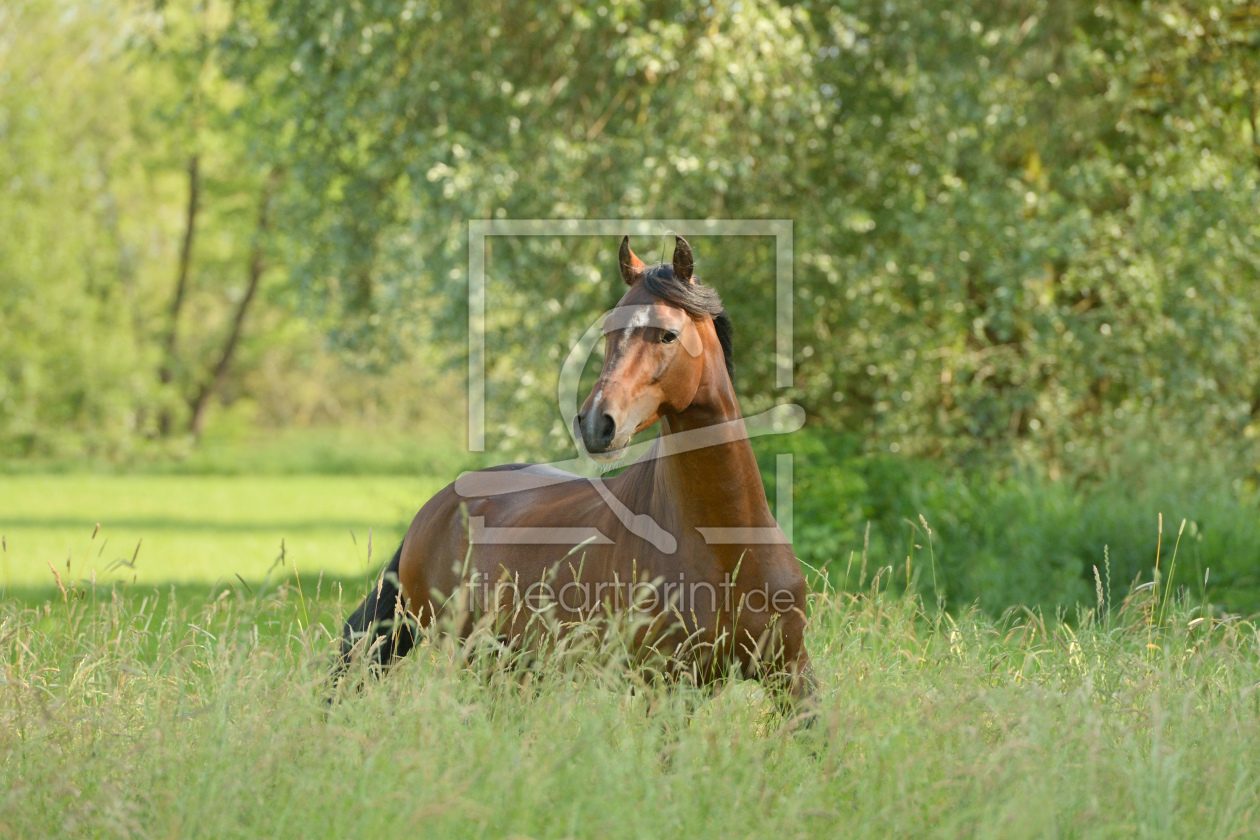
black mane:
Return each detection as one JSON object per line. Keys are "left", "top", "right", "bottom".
{"left": 638, "top": 264, "right": 734, "bottom": 380}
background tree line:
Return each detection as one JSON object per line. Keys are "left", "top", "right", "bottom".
{"left": 4, "top": 0, "right": 1260, "bottom": 608}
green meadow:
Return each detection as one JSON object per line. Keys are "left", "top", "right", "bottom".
{"left": 6, "top": 1, "right": 1260, "bottom": 834}
{"left": 2, "top": 472, "right": 1259, "bottom": 839}
{"left": 3, "top": 543, "right": 1259, "bottom": 838}
{"left": 0, "top": 474, "right": 442, "bottom": 595}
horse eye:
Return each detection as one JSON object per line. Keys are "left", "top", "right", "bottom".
{"left": 661, "top": 330, "right": 679, "bottom": 344}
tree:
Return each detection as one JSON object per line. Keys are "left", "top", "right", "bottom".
{"left": 222, "top": 0, "right": 1260, "bottom": 467}
{"left": 4, "top": 0, "right": 1258, "bottom": 469}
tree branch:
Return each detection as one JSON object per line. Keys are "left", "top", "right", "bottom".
{"left": 187, "top": 167, "right": 282, "bottom": 437}
{"left": 158, "top": 154, "right": 200, "bottom": 435}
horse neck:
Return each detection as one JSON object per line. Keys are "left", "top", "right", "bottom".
{"left": 650, "top": 354, "right": 775, "bottom": 529}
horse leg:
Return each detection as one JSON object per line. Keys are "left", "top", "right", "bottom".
{"left": 763, "top": 619, "right": 818, "bottom": 727}
{"left": 786, "top": 650, "right": 818, "bottom": 717}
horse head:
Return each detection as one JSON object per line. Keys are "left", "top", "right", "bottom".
{"left": 576, "top": 235, "right": 731, "bottom": 462}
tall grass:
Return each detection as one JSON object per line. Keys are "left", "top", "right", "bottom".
{"left": 3, "top": 560, "right": 1258, "bottom": 839}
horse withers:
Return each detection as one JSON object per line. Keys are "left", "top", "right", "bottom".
{"left": 338, "top": 235, "right": 815, "bottom": 708}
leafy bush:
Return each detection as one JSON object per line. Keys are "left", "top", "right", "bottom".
{"left": 759, "top": 427, "right": 1260, "bottom": 614}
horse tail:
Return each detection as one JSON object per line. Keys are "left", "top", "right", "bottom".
{"left": 336, "top": 541, "right": 416, "bottom": 678}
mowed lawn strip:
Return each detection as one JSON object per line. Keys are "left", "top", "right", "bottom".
{"left": 0, "top": 474, "right": 446, "bottom": 591}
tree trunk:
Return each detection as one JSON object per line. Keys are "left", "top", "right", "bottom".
{"left": 187, "top": 167, "right": 281, "bottom": 438}
{"left": 158, "top": 154, "right": 200, "bottom": 435}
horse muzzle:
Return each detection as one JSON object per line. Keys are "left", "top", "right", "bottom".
{"left": 576, "top": 405, "right": 629, "bottom": 462}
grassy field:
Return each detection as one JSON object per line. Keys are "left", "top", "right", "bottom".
{"left": 2, "top": 575, "right": 1258, "bottom": 838}
{"left": 0, "top": 474, "right": 447, "bottom": 594}
{"left": 3, "top": 474, "right": 1260, "bottom": 838}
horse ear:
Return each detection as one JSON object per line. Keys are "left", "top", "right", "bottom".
{"left": 618, "top": 235, "right": 645, "bottom": 286}
{"left": 672, "top": 235, "right": 694, "bottom": 283}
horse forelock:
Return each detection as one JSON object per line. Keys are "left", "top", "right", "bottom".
{"left": 636, "top": 266, "right": 734, "bottom": 380}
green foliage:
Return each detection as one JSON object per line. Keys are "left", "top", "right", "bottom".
{"left": 6, "top": 0, "right": 1260, "bottom": 465}
{"left": 217, "top": 0, "right": 1260, "bottom": 466}
{"left": 757, "top": 427, "right": 1260, "bottom": 614}
{"left": 0, "top": 0, "right": 456, "bottom": 456}
{"left": 0, "top": 1, "right": 155, "bottom": 456}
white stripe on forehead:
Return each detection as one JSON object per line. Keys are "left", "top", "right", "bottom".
{"left": 622, "top": 306, "right": 652, "bottom": 341}
{"left": 602, "top": 303, "right": 679, "bottom": 333}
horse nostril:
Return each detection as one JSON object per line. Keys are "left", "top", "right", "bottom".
{"left": 599, "top": 413, "right": 617, "bottom": 446}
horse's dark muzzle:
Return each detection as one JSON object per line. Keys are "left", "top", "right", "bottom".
{"left": 577, "top": 408, "right": 619, "bottom": 454}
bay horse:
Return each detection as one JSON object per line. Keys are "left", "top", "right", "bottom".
{"left": 339, "top": 235, "right": 815, "bottom": 707}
